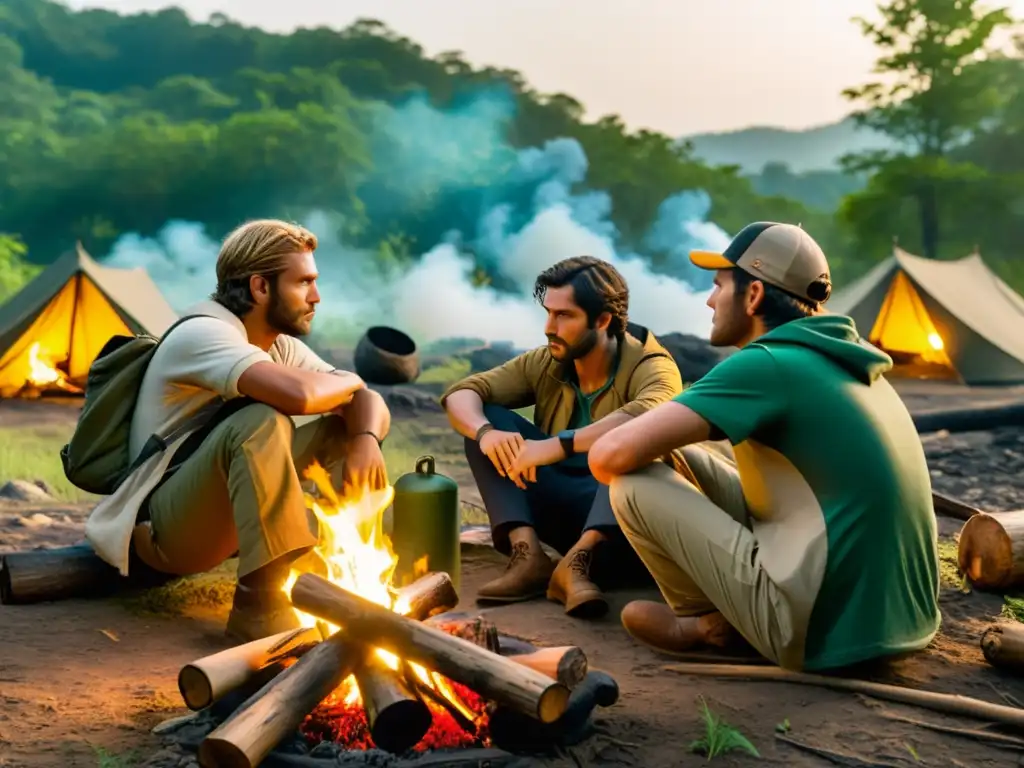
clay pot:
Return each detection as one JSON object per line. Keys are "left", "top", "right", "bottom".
{"left": 353, "top": 326, "right": 420, "bottom": 385}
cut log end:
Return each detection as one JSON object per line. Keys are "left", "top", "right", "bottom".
{"left": 371, "top": 698, "right": 433, "bottom": 753}
{"left": 981, "top": 623, "right": 1024, "bottom": 672}
{"left": 178, "top": 664, "right": 214, "bottom": 712}
{"left": 958, "top": 511, "right": 1024, "bottom": 590}
{"left": 538, "top": 684, "right": 571, "bottom": 725}
{"left": 197, "top": 738, "right": 251, "bottom": 768}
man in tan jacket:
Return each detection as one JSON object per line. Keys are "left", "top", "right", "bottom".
{"left": 441, "top": 256, "right": 686, "bottom": 618}
{"left": 85, "top": 219, "right": 392, "bottom": 643}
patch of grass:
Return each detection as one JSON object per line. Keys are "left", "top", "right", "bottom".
{"left": 417, "top": 357, "right": 471, "bottom": 387}
{"left": 121, "top": 562, "right": 236, "bottom": 617}
{"left": 937, "top": 538, "right": 970, "bottom": 593}
{"left": 93, "top": 746, "right": 137, "bottom": 768}
{"left": 689, "top": 695, "right": 760, "bottom": 761}
{"left": 1002, "top": 595, "right": 1024, "bottom": 623}
{"left": 0, "top": 425, "right": 95, "bottom": 502}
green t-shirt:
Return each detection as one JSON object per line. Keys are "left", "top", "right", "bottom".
{"left": 674, "top": 315, "right": 940, "bottom": 671}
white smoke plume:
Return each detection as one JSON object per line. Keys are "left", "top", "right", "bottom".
{"left": 102, "top": 95, "right": 734, "bottom": 349}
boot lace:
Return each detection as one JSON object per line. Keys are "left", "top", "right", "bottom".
{"left": 568, "top": 549, "right": 591, "bottom": 577}
{"left": 507, "top": 541, "right": 531, "bottom": 570}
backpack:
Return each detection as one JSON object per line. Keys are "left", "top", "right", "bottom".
{"left": 60, "top": 314, "right": 211, "bottom": 495}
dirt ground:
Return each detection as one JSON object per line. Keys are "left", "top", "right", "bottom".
{"left": 3, "top": 382, "right": 1024, "bottom": 768}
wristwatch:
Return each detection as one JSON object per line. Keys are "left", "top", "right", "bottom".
{"left": 557, "top": 429, "right": 576, "bottom": 458}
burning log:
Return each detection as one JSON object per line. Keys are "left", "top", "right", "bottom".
{"left": 981, "top": 623, "right": 1024, "bottom": 674}
{"left": 353, "top": 649, "right": 432, "bottom": 753}
{"left": 290, "top": 573, "right": 571, "bottom": 723}
{"left": 395, "top": 571, "right": 459, "bottom": 620}
{"left": 198, "top": 633, "right": 358, "bottom": 768}
{"left": 958, "top": 510, "right": 1024, "bottom": 590}
{"left": 426, "top": 613, "right": 588, "bottom": 691}
{"left": 178, "top": 627, "right": 323, "bottom": 711}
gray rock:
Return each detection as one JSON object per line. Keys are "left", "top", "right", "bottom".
{"left": 657, "top": 332, "right": 732, "bottom": 383}
{"left": 0, "top": 479, "right": 55, "bottom": 502}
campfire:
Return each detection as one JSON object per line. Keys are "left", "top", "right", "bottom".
{"left": 175, "top": 462, "right": 615, "bottom": 768}
{"left": 21, "top": 342, "right": 82, "bottom": 396}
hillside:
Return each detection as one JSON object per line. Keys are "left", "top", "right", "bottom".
{"left": 683, "top": 116, "right": 895, "bottom": 173}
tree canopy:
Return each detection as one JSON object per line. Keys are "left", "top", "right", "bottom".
{"left": 0, "top": 0, "right": 1021, "bottom": 294}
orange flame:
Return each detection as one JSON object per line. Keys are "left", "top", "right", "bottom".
{"left": 283, "top": 462, "right": 473, "bottom": 716}
{"left": 27, "top": 343, "right": 63, "bottom": 387}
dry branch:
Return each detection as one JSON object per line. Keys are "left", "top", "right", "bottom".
{"left": 290, "top": 573, "right": 570, "bottom": 723}
{"left": 665, "top": 662, "right": 1024, "bottom": 729}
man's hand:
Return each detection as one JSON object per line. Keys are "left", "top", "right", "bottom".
{"left": 478, "top": 430, "right": 525, "bottom": 479}
{"left": 507, "top": 438, "right": 565, "bottom": 490}
{"left": 340, "top": 434, "right": 389, "bottom": 500}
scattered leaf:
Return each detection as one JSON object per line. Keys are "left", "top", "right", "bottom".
{"left": 99, "top": 629, "right": 119, "bottom": 642}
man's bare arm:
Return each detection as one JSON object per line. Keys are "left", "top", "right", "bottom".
{"left": 236, "top": 361, "right": 366, "bottom": 415}
{"left": 339, "top": 387, "right": 391, "bottom": 442}
{"left": 443, "top": 389, "right": 492, "bottom": 440}
{"left": 589, "top": 402, "right": 711, "bottom": 485}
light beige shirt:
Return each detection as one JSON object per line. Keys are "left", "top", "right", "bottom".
{"left": 86, "top": 300, "right": 337, "bottom": 575}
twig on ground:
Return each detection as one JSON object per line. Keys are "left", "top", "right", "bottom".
{"left": 664, "top": 662, "right": 1024, "bottom": 729}
{"left": 878, "top": 710, "right": 1024, "bottom": 751}
{"left": 774, "top": 734, "right": 902, "bottom": 767}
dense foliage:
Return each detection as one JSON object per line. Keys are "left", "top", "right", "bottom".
{"left": 0, "top": 0, "right": 1021, "bottom": 293}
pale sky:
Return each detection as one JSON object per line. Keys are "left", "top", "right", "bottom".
{"left": 65, "top": 0, "right": 1024, "bottom": 135}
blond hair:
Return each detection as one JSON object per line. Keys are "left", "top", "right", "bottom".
{"left": 212, "top": 219, "right": 317, "bottom": 315}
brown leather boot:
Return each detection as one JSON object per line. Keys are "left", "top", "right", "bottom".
{"left": 476, "top": 541, "right": 555, "bottom": 603}
{"left": 546, "top": 548, "right": 608, "bottom": 618}
{"left": 621, "top": 600, "right": 738, "bottom": 655}
{"left": 225, "top": 583, "right": 303, "bottom": 643}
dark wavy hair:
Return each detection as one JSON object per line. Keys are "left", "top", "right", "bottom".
{"left": 532, "top": 256, "right": 629, "bottom": 338}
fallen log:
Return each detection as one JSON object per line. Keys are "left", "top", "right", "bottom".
{"left": 354, "top": 649, "right": 432, "bottom": 754}
{"left": 178, "top": 627, "right": 323, "bottom": 711}
{"left": 290, "top": 573, "right": 571, "bottom": 724}
{"left": 982, "top": 623, "right": 1024, "bottom": 674}
{"left": 198, "top": 633, "right": 358, "bottom": 768}
{"left": 958, "top": 510, "right": 1024, "bottom": 590}
{"left": 394, "top": 571, "right": 459, "bottom": 620}
{"left": 0, "top": 543, "right": 166, "bottom": 604}
{"left": 912, "top": 400, "right": 1024, "bottom": 435}
{"left": 664, "top": 662, "right": 1024, "bottom": 729}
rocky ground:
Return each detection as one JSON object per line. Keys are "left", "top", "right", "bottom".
{"left": 3, "top": 382, "right": 1024, "bottom": 768}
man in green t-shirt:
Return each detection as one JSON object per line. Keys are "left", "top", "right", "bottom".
{"left": 588, "top": 222, "right": 941, "bottom": 672}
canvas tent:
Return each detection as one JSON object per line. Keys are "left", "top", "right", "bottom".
{"left": 828, "top": 246, "right": 1024, "bottom": 385}
{"left": 0, "top": 243, "right": 177, "bottom": 397}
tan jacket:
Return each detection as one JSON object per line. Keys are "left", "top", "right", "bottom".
{"left": 441, "top": 326, "right": 699, "bottom": 485}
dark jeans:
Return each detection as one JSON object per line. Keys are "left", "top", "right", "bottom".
{"left": 465, "top": 405, "right": 650, "bottom": 586}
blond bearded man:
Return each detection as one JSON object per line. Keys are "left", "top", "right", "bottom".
{"left": 85, "top": 219, "right": 391, "bottom": 642}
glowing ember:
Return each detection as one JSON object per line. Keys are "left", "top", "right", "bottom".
{"left": 302, "top": 679, "right": 490, "bottom": 752}
{"left": 284, "top": 462, "right": 488, "bottom": 748}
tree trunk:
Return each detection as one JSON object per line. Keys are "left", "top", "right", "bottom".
{"left": 198, "top": 634, "right": 358, "bottom": 768}
{"left": 290, "top": 573, "right": 570, "bottom": 723}
{"left": 958, "top": 510, "right": 1024, "bottom": 590}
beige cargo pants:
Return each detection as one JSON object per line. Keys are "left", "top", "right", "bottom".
{"left": 132, "top": 403, "right": 346, "bottom": 579}
{"left": 609, "top": 444, "right": 806, "bottom": 669}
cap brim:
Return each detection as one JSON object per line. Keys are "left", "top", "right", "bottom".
{"left": 688, "top": 250, "right": 735, "bottom": 270}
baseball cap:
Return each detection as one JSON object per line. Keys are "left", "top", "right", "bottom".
{"left": 690, "top": 221, "right": 832, "bottom": 303}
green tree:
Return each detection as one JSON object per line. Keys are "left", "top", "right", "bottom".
{"left": 0, "top": 234, "right": 40, "bottom": 301}
{"left": 840, "top": 0, "right": 1014, "bottom": 259}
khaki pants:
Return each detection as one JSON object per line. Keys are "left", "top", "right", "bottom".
{"left": 134, "top": 403, "right": 347, "bottom": 579}
{"left": 609, "top": 445, "right": 806, "bottom": 669}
